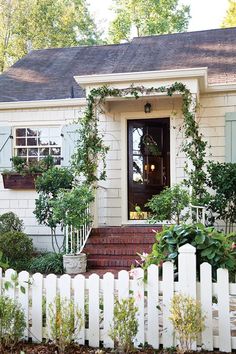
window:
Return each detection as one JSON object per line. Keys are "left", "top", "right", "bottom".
{"left": 14, "top": 127, "right": 61, "bottom": 165}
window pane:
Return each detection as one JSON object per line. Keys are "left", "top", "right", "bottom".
{"left": 16, "top": 128, "right": 26, "bottom": 137}
{"left": 39, "top": 148, "right": 49, "bottom": 156}
{"left": 28, "top": 157, "right": 38, "bottom": 163}
{"left": 53, "top": 157, "right": 61, "bottom": 165}
{"left": 16, "top": 138, "right": 26, "bottom": 146}
{"left": 27, "top": 138, "right": 37, "bottom": 146}
{"left": 49, "top": 137, "right": 60, "bottom": 146}
{"left": 28, "top": 148, "right": 38, "bottom": 156}
{"left": 27, "top": 128, "right": 37, "bottom": 137}
{"left": 50, "top": 147, "right": 60, "bottom": 156}
{"left": 17, "top": 148, "right": 27, "bottom": 157}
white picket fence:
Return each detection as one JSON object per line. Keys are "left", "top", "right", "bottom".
{"left": 0, "top": 243, "right": 236, "bottom": 352}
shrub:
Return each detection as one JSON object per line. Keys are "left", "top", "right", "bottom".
{"left": 145, "top": 223, "right": 236, "bottom": 279}
{"left": 0, "top": 212, "right": 24, "bottom": 234}
{"left": 0, "top": 295, "right": 26, "bottom": 351}
{"left": 29, "top": 253, "right": 64, "bottom": 274}
{"left": 169, "top": 294, "right": 205, "bottom": 353}
{"left": 48, "top": 296, "right": 82, "bottom": 354}
{"left": 207, "top": 162, "right": 236, "bottom": 233}
{"left": 0, "top": 231, "right": 33, "bottom": 269}
{"left": 146, "top": 184, "right": 190, "bottom": 224}
{"left": 109, "top": 297, "right": 138, "bottom": 353}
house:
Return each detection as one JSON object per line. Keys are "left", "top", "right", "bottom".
{"left": 0, "top": 27, "right": 236, "bottom": 270}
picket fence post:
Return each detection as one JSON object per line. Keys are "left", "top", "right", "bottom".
{"left": 178, "top": 244, "right": 196, "bottom": 298}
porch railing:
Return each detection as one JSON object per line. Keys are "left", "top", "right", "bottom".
{"left": 189, "top": 204, "right": 206, "bottom": 224}
{"left": 65, "top": 206, "right": 92, "bottom": 254}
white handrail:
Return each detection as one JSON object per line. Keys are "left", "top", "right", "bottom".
{"left": 189, "top": 204, "right": 206, "bottom": 224}
{"left": 65, "top": 206, "right": 92, "bottom": 254}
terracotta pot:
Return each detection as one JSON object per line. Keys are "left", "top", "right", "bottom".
{"left": 63, "top": 253, "right": 87, "bottom": 274}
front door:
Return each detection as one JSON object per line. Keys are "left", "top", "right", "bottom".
{"left": 128, "top": 118, "right": 170, "bottom": 220}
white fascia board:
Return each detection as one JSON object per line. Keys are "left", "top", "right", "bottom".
{"left": 74, "top": 67, "right": 208, "bottom": 90}
{"left": 206, "top": 83, "right": 236, "bottom": 93}
{"left": 0, "top": 98, "right": 87, "bottom": 110}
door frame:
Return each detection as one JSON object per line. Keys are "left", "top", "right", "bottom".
{"left": 120, "top": 111, "right": 177, "bottom": 225}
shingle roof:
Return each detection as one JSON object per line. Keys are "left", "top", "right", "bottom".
{"left": 0, "top": 27, "right": 236, "bottom": 102}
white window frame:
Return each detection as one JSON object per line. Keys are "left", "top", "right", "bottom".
{"left": 13, "top": 126, "right": 62, "bottom": 165}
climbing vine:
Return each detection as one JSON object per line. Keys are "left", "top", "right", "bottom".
{"left": 71, "top": 82, "right": 208, "bottom": 203}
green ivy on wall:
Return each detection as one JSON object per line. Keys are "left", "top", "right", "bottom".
{"left": 71, "top": 82, "right": 208, "bottom": 203}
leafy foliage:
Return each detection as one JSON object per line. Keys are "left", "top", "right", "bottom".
{"left": 146, "top": 184, "right": 190, "bottom": 224}
{"left": 0, "top": 231, "right": 33, "bottom": 270}
{"left": 221, "top": 0, "right": 236, "bottom": 27}
{"left": 29, "top": 253, "right": 64, "bottom": 274}
{"left": 0, "top": 0, "right": 101, "bottom": 71}
{"left": 109, "top": 297, "right": 138, "bottom": 353}
{"left": 51, "top": 184, "right": 94, "bottom": 230}
{"left": 109, "top": 0, "right": 190, "bottom": 43}
{"left": 0, "top": 295, "right": 26, "bottom": 351}
{"left": 48, "top": 296, "right": 83, "bottom": 354}
{"left": 207, "top": 162, "right": 236, "bottom": 233}
{"left": 9, "top": 155, "right": 54, "bottom": 175}
{"left": 145, "top": 223, "right": 236, "bottom": 279}
{"left": 0, "top": 212, "right": 24, "bottom": 233}
{"left": 170, "top": 294, "right": 205, "bottom": 353}
{"left": 34, "top": 167, "right": 73, "bottom": 252}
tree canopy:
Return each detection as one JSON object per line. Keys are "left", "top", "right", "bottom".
{"left": 108, "top": 0, "right": 191, "bottom": 43}
{"left": 221, "top": 0, "right": 236, "bottom": 28}
{"left": 0, "top": 0, "right": 101, "bottom": 72}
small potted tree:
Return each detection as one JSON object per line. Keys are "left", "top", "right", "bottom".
{"left": 51, "top": 184, "right": 94, "bottom": 274}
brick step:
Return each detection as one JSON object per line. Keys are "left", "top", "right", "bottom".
{"left": 86, "top": 235, "right": 156, "bottom": 245}
{"left": 87, "top": 255, "right": 139, "bottom": 268}
{"left": 84, "top": 244, "right": 152, "bottom": 256}
{"left": 90, "top": 227, "right": 161, "bottom": 236}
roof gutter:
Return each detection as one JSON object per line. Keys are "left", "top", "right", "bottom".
{"left": 0, "top": 97, "right": 87, "bottom": 110}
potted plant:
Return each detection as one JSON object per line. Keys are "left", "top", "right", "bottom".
{"left": 51, "top": 184, "right": 94, "bottom": 274}
{"left": 2, "top": 156, "right": 54, "bottom": 189}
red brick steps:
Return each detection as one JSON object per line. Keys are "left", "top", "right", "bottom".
{"left": 83, "top": 226, "right": 161, "bottom": 272}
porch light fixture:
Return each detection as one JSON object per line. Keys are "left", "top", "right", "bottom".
{"left": 144, "top": 102, "right": 151, "bottom": 113}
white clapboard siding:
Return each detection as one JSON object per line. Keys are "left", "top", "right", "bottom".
{"left": 88, "top": 273, "right": 100, "bottom": 347}
{"left": 162, "top": 261, "right": 174, "bottom": 348}
{"left": 0, "top": 244, "right": 234, "bottom": 351}
{"left": 217, "top": 268, "right": 231, "bottom": 353}
{"left": 18, "top": 271, "right": 30, "bottom": 339}
{"left": 73, "top": 274, "right": 85, "bottom": 345}
{"left": 31, "top": 273, "right": 43, "bottom": 342}
{"left": 103, "top": 272, "right": 114, "bottom": 348}
{"left": 147, "top": 264, "right": 159, "bottom": 349}
{"left": 200, "top": 263, "right": 213, "bottom": 351}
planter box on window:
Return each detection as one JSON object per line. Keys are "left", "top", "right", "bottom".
{"left": 1, "top": 173, "right": 41, "bottom": 189}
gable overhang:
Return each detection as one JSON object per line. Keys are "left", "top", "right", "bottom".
{"left": 75, "top": 67, "right": 236, "bottom": 95}
{"left": 74, "top": 67, "right": 208, "bottom": 97}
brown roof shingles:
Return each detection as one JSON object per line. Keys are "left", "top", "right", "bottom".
{"left": 0, "top": 27, "right": 236, "bottom": 102}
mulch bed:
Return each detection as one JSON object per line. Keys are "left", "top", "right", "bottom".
{"left": 0, "top": 343, "right": 230, "bottom": 354}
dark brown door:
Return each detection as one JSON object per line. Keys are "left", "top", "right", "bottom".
{"left": 128, "top": 118, "right": 170, "bottom": 220}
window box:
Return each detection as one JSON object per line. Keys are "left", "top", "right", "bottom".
{"left": 1, "top": 172, "right": 41, "bottom": 189}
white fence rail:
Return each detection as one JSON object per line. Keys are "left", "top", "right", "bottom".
{"left": 0, "top": 244, "right": 236, "bottom": 351}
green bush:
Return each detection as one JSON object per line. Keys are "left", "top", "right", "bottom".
{"left": 170, "top": 294, "right": 205, "bottom": 353}
{"left": 0, "top": 212, "right": 24, "bottom": 234}
{"left": 146, "top": 184, "right": 190, "bottom": 224}
{"left": 145, "top": 223, "right": 236, "bottom": 279}
{"left": 0, "top": 295, "right": 26, "bottom": 351}
{"left": 0, "top": 231, "right": 33, "bottom": 269}
{"left": 109, "top": 297, "right": 138, "bottom": 353}
{"left": 207, "top": 162, "right": 236, "bottom": 233}
{"left": 29, "top": 253, "right": 64, "bottom": 274}
{"left": 48, "top": 296, "right": 82, "bottom": 354}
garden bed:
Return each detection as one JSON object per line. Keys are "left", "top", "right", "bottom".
{"left": 1, "top": 343, "right": 228, "bottom": 354}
